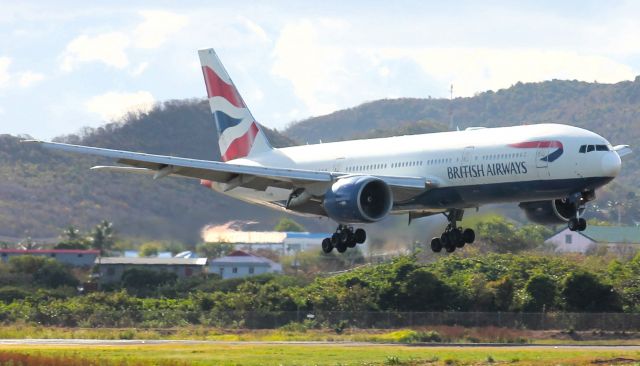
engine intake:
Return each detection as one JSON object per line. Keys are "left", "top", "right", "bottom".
{"left": 323, "top": 176, "right": 393, "bottom": 223}
{"left": 519, "top": 199, "right": 582, "bottom": 225}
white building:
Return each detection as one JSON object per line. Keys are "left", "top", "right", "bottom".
{"left": 0, "top": 249, "right": 99, "bottom": 267}
{"left": 545, "top": 226, "right": 640, "bottom": 254}
{"left": 209, "top": 250, "right": 282, "bottom": 279}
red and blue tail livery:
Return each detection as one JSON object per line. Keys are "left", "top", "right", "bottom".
{"left": 198, "top": 49, "right": 271, "bottom": 162}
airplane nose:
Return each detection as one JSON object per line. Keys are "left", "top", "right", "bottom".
{"left": 601, "top": 152, "right": 622, "bottom": 177}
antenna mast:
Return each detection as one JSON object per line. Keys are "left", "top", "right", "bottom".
{"left": 448, "top": 84, "right": 454, "bottom": 130}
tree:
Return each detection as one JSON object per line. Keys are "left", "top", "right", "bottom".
{"left": 523, "top": 274, "right": 557, "bottom": 312}
{"left": 196, "top": 242, "right": 233, "bottom": 258}
{"left": 91, "top": 221, "right": 115, "bottom": 253}
{"left": 121, "top": 268, "right": 177, "bottom": 295}
{"left": 139, "top": 242, "right": 161, "bottom": 257}
{"left": 56, "top": 225, "right": 89, "bottom": 249}
{"left": 274, "top": 217, "right": 305, "bottom": 232}
{"left": 562, "top": 272, "right": 621, "bottom": 312}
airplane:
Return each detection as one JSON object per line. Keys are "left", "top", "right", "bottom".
{"left": 24, "top": 48, "right": 632, "bottom": 254}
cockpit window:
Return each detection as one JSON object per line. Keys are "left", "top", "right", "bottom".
{"left": 587, "top": 145, "right": 595, "bottom": 152}
{"left": 579, "top": 145, "right": 586, "bottom": 153}
{"left": 596, "top": 145, "right": 609, "bottom": 151}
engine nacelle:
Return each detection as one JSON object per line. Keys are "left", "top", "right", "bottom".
{"left": 519, "top": 199, "right": 582, "bottom": 225}
{"left": 323, "top": 176, "right": 393, "bottom": 223}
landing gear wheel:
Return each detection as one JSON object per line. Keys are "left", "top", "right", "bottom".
{"left": 336, "top": 242, "right": 347, "bottom": 253}
{"left": 578, "top": 218, "right": 587, "bottom": 231}
{"left": 568, "top": 218, "right": 579, "bottom": 231}
{"left": 346, "top": 233, "right": 357, "bottom": 248}
{"left": 339, "top": 230, "right": 350, "bottom": 244}
{"left": 462, "top": 228, "right": 475, "bottom": 244}
{"left": 354, "top": 228, "right": 366, "bottom": 244}
{"left": 321, "top": 238, "right": 333, "bottom": 253}
{"left": 450, "top": 228, "right": 465, "bottom": 248}
{"left": 440, "top": 232, "right": 450, "bottom": 248}
{"left": 331, "top": 233, "right": 340, "bottom": 245}
{"left": 445, "top": 244, "right": 456, "bottom": 253}
{"left": 430, "top": 237, "right": 442, "bottom": 253}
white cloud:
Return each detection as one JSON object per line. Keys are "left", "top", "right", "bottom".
{"left": 0, "top": 106, "right": 5, "bottom": 115}
{"left": 85, "top": 91, "right": 155, "bottom": 121}
{"left": 130, "top": 61, "right": 149, "bottom": 76}
{"left": 238, "top": 16, "right": 270, "bottom": 44}
{"left": 380, "top": 48, "right": 636, "bottom": 97}
{"left": 18, "top": 71, "right": 44, "bottom": 88}
{"left": 271, "top": 19, "right": 349, "bottom": 115}
{"left": 133, "top": 10, "right": 188, "bottom": 49}
{"left": 0, "top": 56, "right": 11, "bottom": 87}
{"left": 60, "top": 32, "right": 130, "bottom": 72}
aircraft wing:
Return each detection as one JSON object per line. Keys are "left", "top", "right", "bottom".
{"left": 24, "top": 140, "right": 437, "bottom": 199}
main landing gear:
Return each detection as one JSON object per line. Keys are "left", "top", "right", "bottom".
{"left": 430, "top": 209, "right": 475, "bottom": 253}
{"left": 322, "top": 225, "right": 366, "bottom": 253}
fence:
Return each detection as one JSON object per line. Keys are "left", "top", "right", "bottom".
{"left": 5, "top": 309, "right": 640, "bottom": 331}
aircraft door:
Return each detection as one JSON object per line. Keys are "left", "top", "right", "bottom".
{"left": 535, "top": 142, "right": 550, "bottom": 177}
{"left": 332, "top": 157, "right": 345, "bottom": 173}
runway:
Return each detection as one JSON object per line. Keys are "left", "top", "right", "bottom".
{"left": 1, "top": 339, "right": 639, "bottom": 349}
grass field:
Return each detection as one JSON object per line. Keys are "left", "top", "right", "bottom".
{"left": 1, "top": 343, "right": 639, "bottom": 366}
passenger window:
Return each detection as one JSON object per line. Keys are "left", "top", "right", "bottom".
{"left": 579, "top": 145, "right": 586, "bottom": 153}
{"left": 587, "top": 145, "right": 595, "bottom": 152}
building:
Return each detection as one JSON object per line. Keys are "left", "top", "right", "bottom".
{"left": 96, "top": 257, "right": 208, "bottom": 283}
{"left": 201, "top": 226, "right": 332, "bottom": 254}
{"left": 545, "top": 226, "right": 640, "bottom": 254}
{"left": 0, "top": 249, "right": 99, "bottom": 267}
{"left": 209, "top": 250, "right": 282, "bottom": 279}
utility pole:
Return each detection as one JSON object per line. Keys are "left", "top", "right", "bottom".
{"left": 448, "top": 84, "right": 454, "bottom": 131}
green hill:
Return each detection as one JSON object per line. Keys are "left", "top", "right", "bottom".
{"left": 2, "top": 77, "right": 640, "bottom": 242}
{"left": 0, "top": 100, "right": 312, "bottom": 244}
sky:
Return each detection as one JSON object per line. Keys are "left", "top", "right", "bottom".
{"left": 1, "top": 0, "right": 640, "bottom": 139}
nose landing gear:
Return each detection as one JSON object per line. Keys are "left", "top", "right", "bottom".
{"left": 430, "top": 209, "right": 475, "bottom": 253}
{"left": 322, "top": 225, "right": 366, "bottom": 253}
{"left": 567, "top": 192, "right": 590, "bottom": 232}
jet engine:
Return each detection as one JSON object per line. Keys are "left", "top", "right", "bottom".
{"left": 518, "top": 199, "right": 582, "bottom": 225}
{"left": 323, "top": 176, "right": 393, "bottom": 223}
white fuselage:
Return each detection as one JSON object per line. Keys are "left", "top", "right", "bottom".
{"left": 213, "top": 124, "right": 621, "bottom": 216}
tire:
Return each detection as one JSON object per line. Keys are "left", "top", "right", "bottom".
{"left": 339, "top": 229, "right": 350, "bottom": 244}
{"left": 331, "top": 233, "right": 339, "bottom": 245}
{"left": 578, "top": 218, "right": 587, "bottom": 231}
{"left": 430, "top": 237, "right": 442, "bottom": 253}
{"left": 321, "top": 238, "right": 333, "bottom": 253}
{"left": 451, "top": 229, "right": 465, "bottom": 248}
{"left": 568, "top": 218, "right": 579, "bottom": 231}
{"left": 445, "top": 244, "right": 456, "bottom": 253}
{"left": 336, "top": 243, "right": 347, "bottom": 253}
{"left": 440, "top": 232, "right": 450, "bottom": 248}
{"left": 347, "top": 237, "right": 357, "bottom": 248}
{"left": 462, "top": 228, "right": 475, "bottom": 244}
{"left": 354, "top": 228, "right": 366, "bottom": 244}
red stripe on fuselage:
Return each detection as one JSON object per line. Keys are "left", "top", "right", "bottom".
{"left": 509, "top": 140, "right": 563, "bottom": 149}
{"left": 222, "top": 122, "right": 259, "bottom": 162}
{"left": 201, "top": 66, "right": 245, "bottom": 108}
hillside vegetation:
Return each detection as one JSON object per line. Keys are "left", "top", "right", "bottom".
{"left": 2, "top": 77, "right": 640, "bottom": 241}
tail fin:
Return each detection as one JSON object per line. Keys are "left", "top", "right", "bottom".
{"left": 198, "top": 48, "right": 272, "bottom": 162}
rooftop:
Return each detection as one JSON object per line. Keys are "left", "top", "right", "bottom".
{"left": 210, "top": 251, "right": 277, "bottom": 266}
{"left": 96, "top": 257, "right": 207, "bottom": 266}
{"left": 0, "top": 249, "right": 100, "bottom": 255}
{"left": 581, "top": 226, "right": 640, "bottom": 244}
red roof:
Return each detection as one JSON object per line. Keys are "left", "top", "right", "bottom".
{"left": 227, "top": 250, "right": 251, "bottom": 257}
{"left": 0, "top": 249, "right": 100, "bottom": 255}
